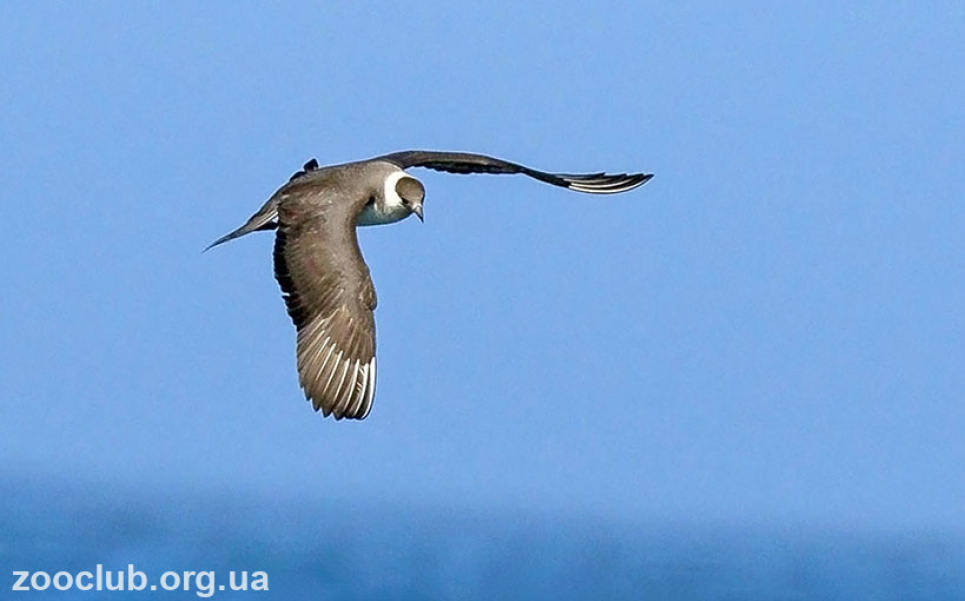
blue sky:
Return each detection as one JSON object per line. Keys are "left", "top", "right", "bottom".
{"left": 2, "top": 2, "right": 963, "bottom": 530}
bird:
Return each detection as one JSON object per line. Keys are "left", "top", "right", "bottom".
{"left": 208, "top": 150, "right": 653, "bottom": 420}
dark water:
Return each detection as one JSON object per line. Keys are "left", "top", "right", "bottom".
{"left": 3, "top": 481, "right": 964, "bottom": 600}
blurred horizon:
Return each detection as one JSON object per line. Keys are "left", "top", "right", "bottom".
{"left": 6, "top": 477, "right": 965, "bottom": 599}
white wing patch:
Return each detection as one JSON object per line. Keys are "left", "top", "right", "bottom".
{"left": 361, "top": 357, "right": 376, "bottom": 418}
{"left": 350, "top": 357, "right": 377, "bottom": 419}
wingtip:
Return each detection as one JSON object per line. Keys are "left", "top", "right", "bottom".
{"left": 562, "top": 171, "right": 654, "bottom": 194}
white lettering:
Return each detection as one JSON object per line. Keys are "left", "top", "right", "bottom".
{"left": 229, "top": 571, "right": 247, "bottom": 590}
{"left": 30, "top": 571, "right": 51, "bottom": 590}
{"left": 196, "top": 571, "right": 215, "bottom": 598}
{"left": 128, "top": 564, "right": 147, "bottom": 591}
{"left": 105, "top": 569, "right": 124, "bottom": 591}
{"left": 76, "top": 571, "right": 93, "bottom": 590}
{"left": 11, "top": 571, "right": 29, "bottom": 591}
{"left": 181, "top": 571, "right": 196, "bottom": 590}
{"left": 11, "top": 566, "right": 269, "bottom": 594}
{"left": 52, "top": 571, "right": 73, "bottom": 590}
{"left": 160, "top": 571, "right": 180, "bottom": 591}
{"left": 251, "top": 571, "right": 269, "bottom": 591}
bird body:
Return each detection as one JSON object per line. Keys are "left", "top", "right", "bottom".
{"left": 209, "top": 150, "right": 652, "bottom": 420}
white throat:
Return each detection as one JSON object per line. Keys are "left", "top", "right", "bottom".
{"left": 356, "top": 170, "right": 413, "bottom": 227}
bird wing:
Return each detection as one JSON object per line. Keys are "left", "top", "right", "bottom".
{"left": 273, "top": 178, "right": 378, "bottom": 420}
{"left": 377, "top": 150, "right": 653, "bottom": 194}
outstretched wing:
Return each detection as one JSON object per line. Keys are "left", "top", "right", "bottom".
{"left": 273, "top": 179, "right": 378, "bottom": 420}
{"left": 377, "top": 150, "right": 652, "bottom": 194}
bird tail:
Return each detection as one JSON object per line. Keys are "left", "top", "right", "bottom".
{"left": 204, "top": 199, "right": 280, "bottom": 251}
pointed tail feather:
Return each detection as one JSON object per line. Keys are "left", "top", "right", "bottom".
{"left": 205, "top": 201, "right": 280, "bottom": 251}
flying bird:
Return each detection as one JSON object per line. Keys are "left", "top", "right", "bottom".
{"left": 208, "top": 150, "right": 653, "bottom": 420}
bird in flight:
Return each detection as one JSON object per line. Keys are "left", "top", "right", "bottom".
{"left": 208, "top": 150, "right": 653, "bottom": 420}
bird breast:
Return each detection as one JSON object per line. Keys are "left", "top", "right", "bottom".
{"left": 356, "top": 200, "right": 411, "bottom": 226}
{"left": 355, "top": 170, "right": 412, "bottom": 227}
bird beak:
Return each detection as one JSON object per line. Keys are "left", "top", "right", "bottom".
{"left": 413, "top": 204, "right": 424, "bottom": 222}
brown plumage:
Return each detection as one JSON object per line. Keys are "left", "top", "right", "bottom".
{"left": 208, "top": 151, "right": 652, "bottom": 420}
{"left": 272, "top": 169, "right": 379, "bottom": 419}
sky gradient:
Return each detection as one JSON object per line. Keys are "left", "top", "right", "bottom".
{"left": 2, "top": 2, "right": 964, "bottom": 532}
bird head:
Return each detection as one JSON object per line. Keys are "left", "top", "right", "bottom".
{"left": 395, "top": 175, "right": 425, "bottom": 222}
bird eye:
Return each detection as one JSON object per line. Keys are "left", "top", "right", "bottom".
{"left": 366, "top": 196, "right": 376, "bottom": 206}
